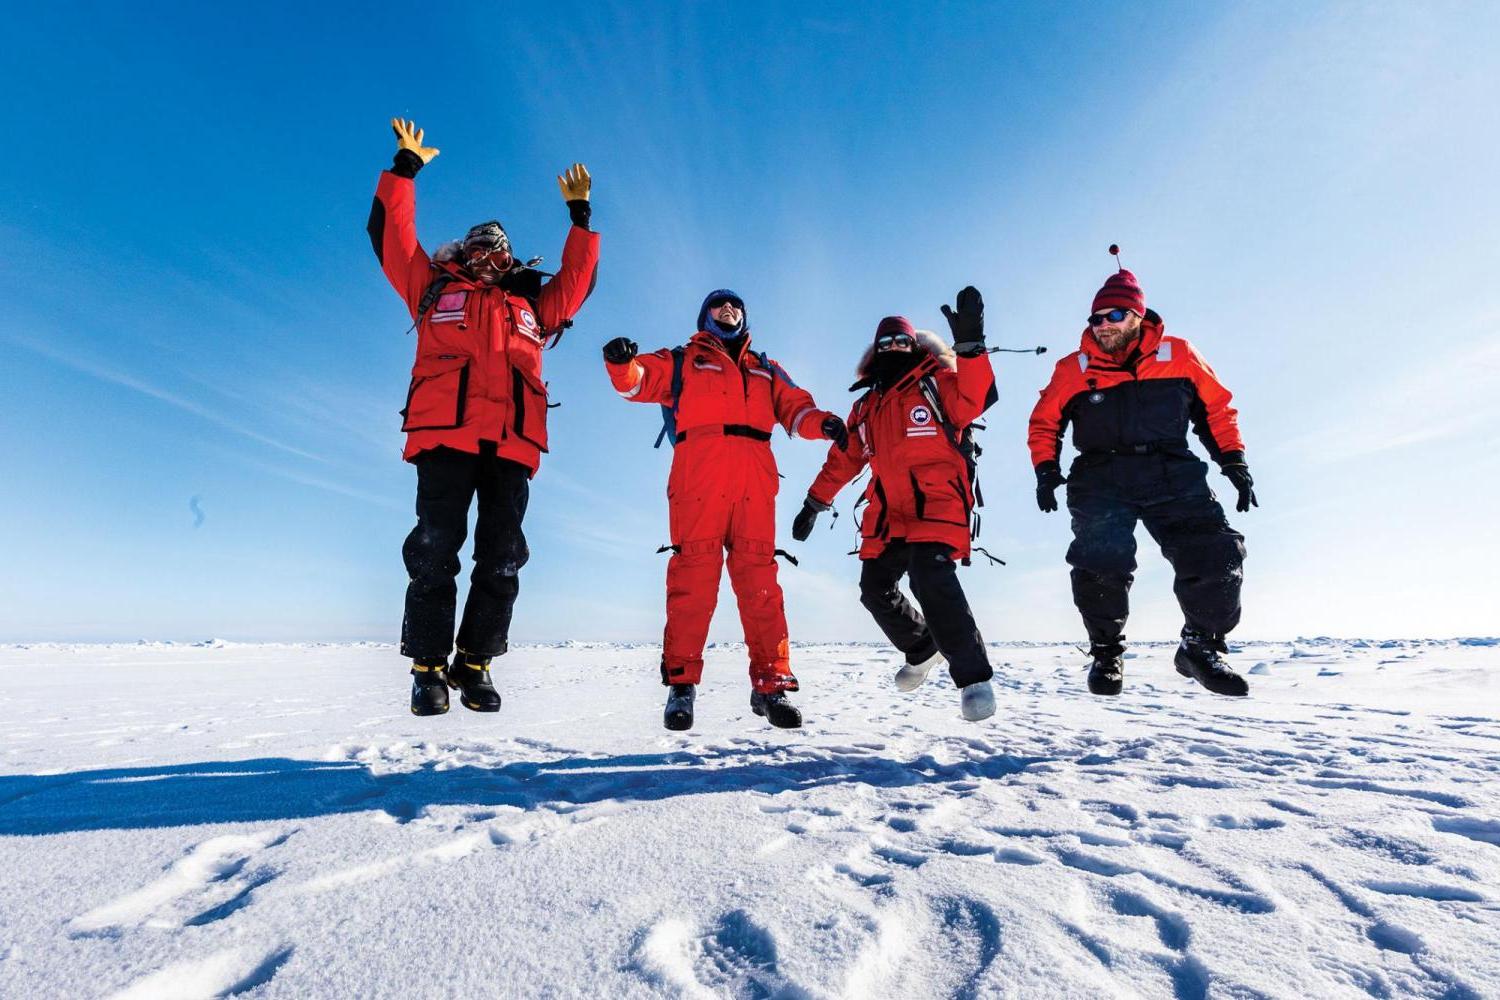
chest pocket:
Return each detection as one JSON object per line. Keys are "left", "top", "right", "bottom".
{"left": 429, "top": 290, "right": 469, "bottom": 324}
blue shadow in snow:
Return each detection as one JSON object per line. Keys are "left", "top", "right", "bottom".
{"left": 0, "top": 744, "right": 1047, "bottom": 836}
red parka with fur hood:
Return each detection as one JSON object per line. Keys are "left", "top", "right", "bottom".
{"left": 808, "top": 332, "right": 997, "bottom": 561}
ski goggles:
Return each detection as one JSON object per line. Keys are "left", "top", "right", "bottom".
{"left": 464, "top": 244, "right": 514, "bottom": 271}
{"left": 875, "top": 332, "right": 916, "bottom": 352}
{"left": 1087, "top": 308, "right": 1133, "bottom": 326}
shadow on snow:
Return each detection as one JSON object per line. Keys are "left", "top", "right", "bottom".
{"left": 0, "top": 744, "right": 1046, "bottom": 836}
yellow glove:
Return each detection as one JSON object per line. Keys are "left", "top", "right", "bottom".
{"left": 557, "top": 162, "right": 591, "bottom": 201}
{"left": 391, "top": 118, "right": 440, "bottom": 164}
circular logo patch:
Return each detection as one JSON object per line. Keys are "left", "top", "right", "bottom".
{"left": 910, "top": 405, "right": 932, "bottom": 425}
{"left": 1089, "top": 392, "right": 1105, "bottom": 404}
{"left": 519, "top": 310, "right": 538, "bottom": 331}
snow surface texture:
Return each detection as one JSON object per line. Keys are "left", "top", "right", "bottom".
{"left": 1, "top": 639, "right": 1497, "bottom": 999}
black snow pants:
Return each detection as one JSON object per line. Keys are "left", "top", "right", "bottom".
{"left": 858, "top": 540, "right": 993, "bottom": 687}
{"left": 1065, "top": 453, "right": 1245, "bottom": 653}
{"left": 400, "top": 443, "right": 530, "bottom": 664}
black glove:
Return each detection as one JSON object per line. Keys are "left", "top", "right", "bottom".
{"left": 1219, "top": 453, "right": 1258, "bottom": 513}
{"left": 792, "top": 498, "right": 826, "bottom": 541}
{"left": 1035, "top": 460, "right": 1065, "bottom": 513}
{"left": 821, "top": 414, "right": 849, "bottom": 451}
{"left": 602, "top": 337, "right": 638, "bottom": 365}
{"left": 941, "top": 285, "right": 986, "bottom": 357}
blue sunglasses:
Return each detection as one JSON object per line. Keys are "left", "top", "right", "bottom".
{"left": 1087, "top": 308, "right": 1132, "bottom": 326}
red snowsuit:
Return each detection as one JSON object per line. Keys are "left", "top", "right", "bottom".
{"left": 607, "top": 332, "right": 834, "bottom": 692}
{"left": 809, "top": 333, "right": 997, "bottom": 561}
{"left": 369, "top": 169, "right": 601, "bottom": 472}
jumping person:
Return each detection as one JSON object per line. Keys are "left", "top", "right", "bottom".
{"left": 1028, "top": 251, "right": 1255, "bottom": 697}
{"left": 368, "top": 119, "right": 601, "bottom": 716}
{"left": 792, "top": 289, "right": 999, "bottom": 722}
{"left": 602, "top": 291, "right": 846, "bottom": 731}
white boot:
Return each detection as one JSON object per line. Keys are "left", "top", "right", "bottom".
{"left": 894, "top": 649, "right": 943, "bottom": 692}
{"left": 960, "top": 681, "right": 995, "bottom": 722}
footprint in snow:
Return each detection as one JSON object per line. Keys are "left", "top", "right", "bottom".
{"left": 105, "top": 944, "right": 294, "bottom": 1000}
{"left": 930, "top": 896, "right": 1003, "bottom": 1000}
{"left": 70, "top": 829, "right": 293, "bottom": 936}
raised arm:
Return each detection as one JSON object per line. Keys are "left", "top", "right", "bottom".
{"left": 533, "top": 163, "right": 602, "bottom": 333}
{"left": 935, "top": 285, "right": 998, "bottom": 426}
{"left": 937, "top": 352, "right": 998, "bottom": 428}
{"left": 603, "top": 340, "right": 677, "bottom": 405}
{"left": 367, "top": 118, "right": 439, "bottom": 315}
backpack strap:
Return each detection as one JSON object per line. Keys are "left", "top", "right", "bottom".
{"left": 407, "top": 273, "right": 456, "bottom": 333}
{"left": 654, "top": 346, "right": 688, "bottom": 448}
{"left": 918, "top": 374, "right": 985, "bottom": 537}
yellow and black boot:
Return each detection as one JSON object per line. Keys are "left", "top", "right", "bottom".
{"left": 447, "top": 655, "right": 502, "bottom": 712}
{"left": 410, "top": 659, "right": 450, "bottom": 716}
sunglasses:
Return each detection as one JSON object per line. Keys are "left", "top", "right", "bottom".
{"left": 875, "top": 333, "right": 915, "bottom": 351}
{"left": 1087, "top": 308, "right": 1132, "bottom": 326}
{"left": 707, "top": 297, "right": 742, "bottom": 311}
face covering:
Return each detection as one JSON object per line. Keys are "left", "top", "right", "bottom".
{"left": 871, "top": 349, "right": 921, "bottom": 386}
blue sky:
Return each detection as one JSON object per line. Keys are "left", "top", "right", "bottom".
{"left": 2, "top": 2, "right": 1496, "bottom": 643}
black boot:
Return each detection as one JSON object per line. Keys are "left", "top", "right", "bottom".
{"left": 410, "top": 660, "right": 450, "bottom": 716}
{"left": 1175, "top": 629, "right": 1248, "bottom": 697}
{"left": 750, "top": 690, "right": 803, "bottom": 729}
{"left": 664, "top": 684, "right": 696, "bottom": 731}
{"left": 1087, "top": 644, "right": 1125, "bottom": 696}
{"left": 447, "top": 656, "right": 502, "bottom": 712}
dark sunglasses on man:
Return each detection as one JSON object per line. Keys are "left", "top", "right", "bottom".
{"left": 1087, "top": 307, "right": 1133, "bottom": 326}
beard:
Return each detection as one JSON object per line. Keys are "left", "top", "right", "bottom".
{"left": 1092, "top": 320, "right": 1141, "bottom": 356}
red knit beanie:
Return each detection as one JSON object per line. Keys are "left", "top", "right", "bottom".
{"left": 875, "top": 315, "right": 915, "bottom": 338}
{"left": 1092, "top": 269, "right": 1145, "bottom": 316}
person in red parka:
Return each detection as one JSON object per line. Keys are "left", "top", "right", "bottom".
{"left": 368, "top": 119, "right": 600, "bottom": 717}
{"left": 792, "top": 289, "right": 999, "bottom": 722}
{"left": 602, "top": 290, "right": 846, "bottom": 731}
{"left": 1028, "top": 252, "right": 1255, "bottom": 698}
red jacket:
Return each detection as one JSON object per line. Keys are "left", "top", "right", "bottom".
{"left": 607, "top": 332, "right": 830, "bottom": 446}
{"left": 369, "top": 170, "right": 601, "bottom": 472}
{"left": 808, "top": 333, "right": 997, "bottom": 560}
{"left": 1028, "top": 311, "right": 1244, "bottom": 469}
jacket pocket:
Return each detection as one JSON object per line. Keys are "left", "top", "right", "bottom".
{"left": 401, "top": 357, "right": 469, "bottom": 432}
{"left": 909, "top": 462, "right": 969, "bottom": 527}
{"left": 511, "top": 366, "right": 550, "bottom": 452}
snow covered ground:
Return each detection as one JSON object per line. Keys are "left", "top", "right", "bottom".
{"left": 1, "top": 639, "right": 1497, "bottom": 999}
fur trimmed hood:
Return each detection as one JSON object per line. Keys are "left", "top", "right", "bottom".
{"left": 431, "top": 240, "right": 466, "bottom": 264}
{"left": 854, "top": 328, "right": 955, "bottom": 380}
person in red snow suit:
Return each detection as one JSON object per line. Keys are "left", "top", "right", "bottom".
{"left": 367, "top": 119, "right": 600, "bottom": 717}
{"left": 602, "top": 290, "right": 847, "bottom": 731}
{"left": 1028, "top": 251, "right": 1255, "bottom": 698}
{"left": 792, "top": 288, "right": 1000, "bottom": 722}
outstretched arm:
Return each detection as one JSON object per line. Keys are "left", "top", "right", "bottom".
{"left": 807, "top": 407, "right": 869, "bottom": 507}
{"left": 367, "top": 119, "right": 439, "bottom": 315}
{"left": 605, "top": 342, "right": 676, "bottom": 405}
{"left": 767, "top": 362, "right": 834, "bottom": 439}
{"left": 535, "top": 163, "right": 602, "bottom": 333}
